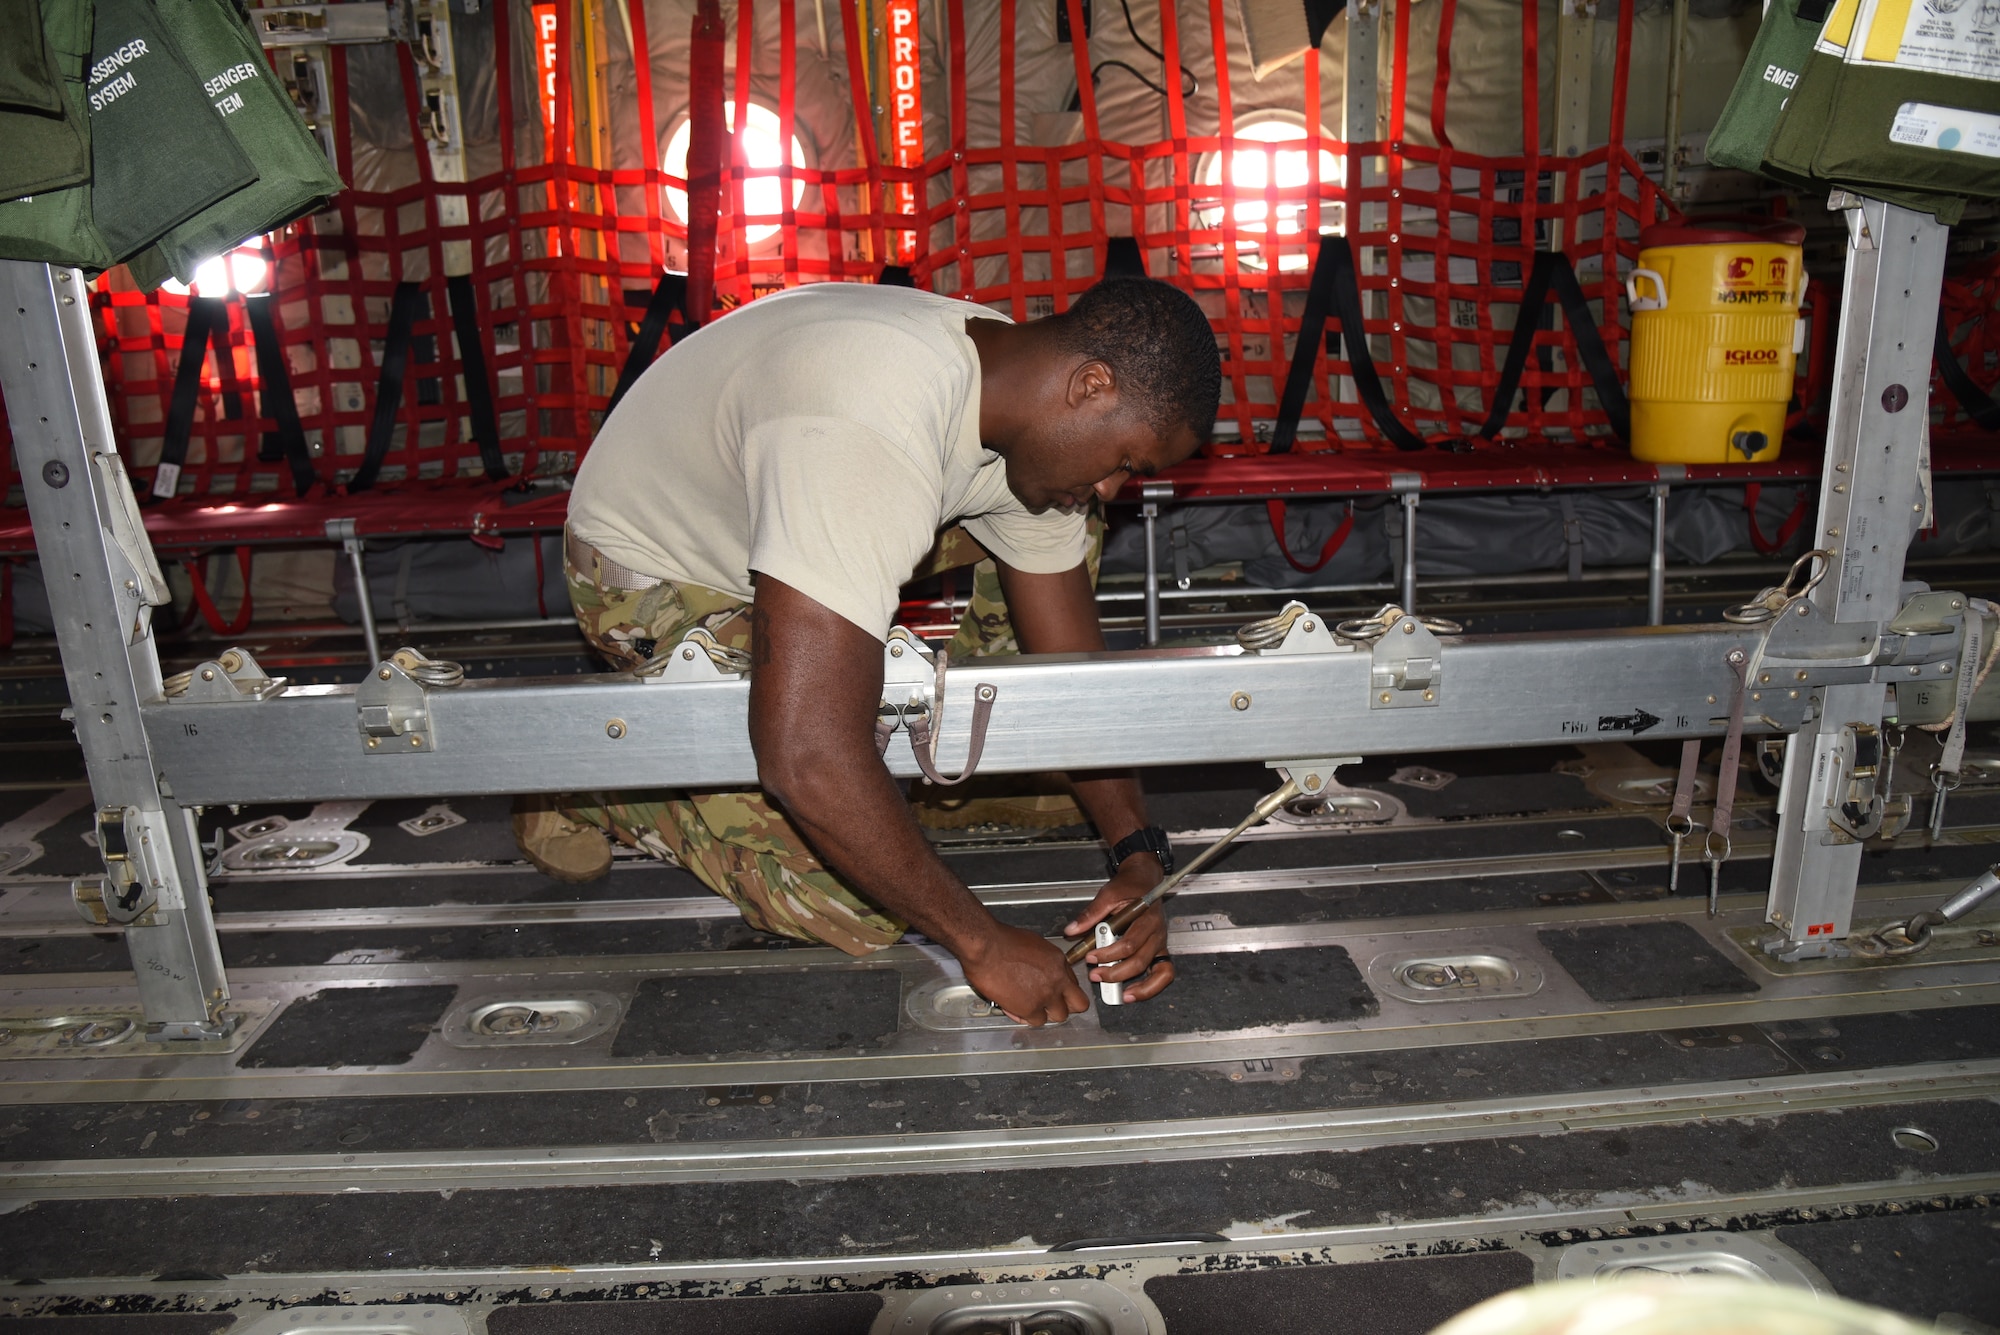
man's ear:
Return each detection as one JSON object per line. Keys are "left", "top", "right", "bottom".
{"left": 1066, "top": 358, "right": 1117, "bottom": 411}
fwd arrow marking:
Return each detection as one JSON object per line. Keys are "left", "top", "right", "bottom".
{"left": 1597, "top": 709, "right": 1661, "bottom": 735}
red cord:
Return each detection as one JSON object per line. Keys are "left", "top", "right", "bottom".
{"left": 1266, "top": 500, "right": 1355, "bottom": 574}
{"left": 185, "top": 547, "right": 255, "bottom": 637}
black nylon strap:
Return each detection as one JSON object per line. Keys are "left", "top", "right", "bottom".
{"left": 606, "top": 271, "right": 689, "bottom": 416}
{"left": 446, "top": 274, "right": 508, "bottom": 479}
{"left": 1271, "top": 234, "right": 1426, "bottom": 454}
{"left": 157, "top": 297, "right": 228, "bottom": 488}
{"left": 243, "top": 295, "right": 316, "bottom": 497}
{"left": 1103, "top": 236, "right": 1147, "bottom": 278}
{"left": 1936, "top": 314, "right": 2000, "bottom": 432}
{"left": 1473, "top": 250, "right": 1631, "bottom": 443}
{"left": 348, "top": 281, "right": 426, "bottom": 493}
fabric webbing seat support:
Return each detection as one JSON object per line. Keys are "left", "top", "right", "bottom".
{"left": 152, "top": 296, "right": 230, "bottom": 500}
{"left": 348, "top": 282, "right": 426, "bottom": 494}
{"left": 446, "top": 274, "right": 508, "bottom": 481}
{"left": 606, "top": 271, "right": 690, "bottom": 416}
{"left": 243, "top": 294, "right": 316, "bottom": 496}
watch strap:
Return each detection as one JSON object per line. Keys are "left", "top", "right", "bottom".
{"left": 1106, "top": 825, "right": 1176, "bottom": 877}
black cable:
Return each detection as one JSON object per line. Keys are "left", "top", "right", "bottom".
{"left": 1093, "top": 59, "right": 1190, "bottom": 99}
{"left": 1086, "top": 0, "right": 1199, "bottom": 100}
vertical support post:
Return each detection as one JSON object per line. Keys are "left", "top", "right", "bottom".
{"left": 327, "top": 519, "right": 383, "bottom": 667}
{"left": 1341, "top": 0, "right": 1381, "bottom": 412}
{"left": 1648, "top": 482, "right": 1669, "bottom": 627}
{"left": 1763, "top": 199, "right": 1949, "bottom": 960}
{"left": 1392, "top": 473, "right": 1421, "bottom": 613}
{"left": 1662, "top": 0, "right": 1690, "bottom": 198}
{"left": 1139, "top": 481, "right": 1174, "bottom": 648}
{"left": 1549, "top": 0, "right": 1597, "bottom": 253}
{"left": 0, "top": 262, "right": 234, "bottom": 1039}
{"left": 413, "top": 0, "right": 473, "bottom": 278}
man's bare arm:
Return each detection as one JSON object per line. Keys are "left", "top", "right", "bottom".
{"left": 994, "top": 559, "right": 1176, "bottom": 1003}
{"left": 747, "top": 573, "right": 1089, "bottom": 1025}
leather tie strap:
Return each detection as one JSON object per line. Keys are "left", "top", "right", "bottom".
{"left": 1708, "top": 648, "right": 1751, "bottom": 864}
{"left": 1669, "top": 737, "right": 1701, "bottom": 835}
{"left": 904, "top": 649, "right": 997, "bottom": 786}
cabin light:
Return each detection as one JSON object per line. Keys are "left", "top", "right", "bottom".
{"left": 663, "top": 101, "right": 810, "bottom": 247}
{"left": 1196, "top": 112, "right": 1341, "bottom": 272}
{"left": 162, "top": 244, "right": 272, "bottom": 299}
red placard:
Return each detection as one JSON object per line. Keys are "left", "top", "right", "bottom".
{"left": 883, "top": 0, "right": 922, "bottom": 263}
{"left": 533, "top": 2, "right": 561, "bottom": 159}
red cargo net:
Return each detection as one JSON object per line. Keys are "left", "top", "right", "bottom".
{"left": 0, "top": 0, "right": 1993, "bottom": 511}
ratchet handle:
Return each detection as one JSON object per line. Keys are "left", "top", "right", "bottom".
{"left": 1063, "top": 898, "right": 1151, "bottom": 965}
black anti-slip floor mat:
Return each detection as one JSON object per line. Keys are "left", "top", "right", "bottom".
{"left": 0, "top": 1320, "right": 235, "bottom": 1335}
{"left": 611, "top": 967, "right": 903, "bottom": 1057}
{"left": 1539, "top": 921, "right": 1759, "bottom": 1004}
{"left": 237, "top": 985, "right": 457, "bottom": 1069}
{"left": 1096, "top": 945, "right": 1378, "bottom": 1036}
{"left": 487, "top": 1294, "right": 883, "bottom": 1335}
{"left": 1776, "top": 1207, "right": 2000, "bottom": 1325}
{"left": 1765, "top": 1004, "right": 2000, "bottom": 1069}
{"left": 1145, "top": 1251, "right": 1534, "bottom": 1334}
{"left": 6, "top": 1099, "right": 1991, "bottom": 1277}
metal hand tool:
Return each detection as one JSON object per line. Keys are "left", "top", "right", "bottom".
{"left": 1063, "top": 775, "right": 1303, "bottom": 966}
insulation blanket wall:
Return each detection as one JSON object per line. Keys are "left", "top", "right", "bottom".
{"left": 0, "top": 0, "right": 1994, "bottom": 512}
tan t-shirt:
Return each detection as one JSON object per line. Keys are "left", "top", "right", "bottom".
{"left": 567, "top": 284, "right": 1089, "bottom": 640}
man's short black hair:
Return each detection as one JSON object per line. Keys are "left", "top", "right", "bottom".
{"left": 1053, "top": 277, "right": 1221, "bottom": 448}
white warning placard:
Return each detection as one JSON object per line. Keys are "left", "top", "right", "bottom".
{"left": 1849, "top": 0, "right": 2000, "bottom": 82}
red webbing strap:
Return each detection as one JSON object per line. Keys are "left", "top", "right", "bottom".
{"left": 1206, "top": 0, "right": 1252, "bottom": 444}
{"left": 945, "top": 0, "right": 969, "bottom": 295}
{"left": 685, "top": 0, "right": 726, "bottom": 324}
{"left": 1744, "top": 482, "right": 1809, "bottom": 555}
{"left": 1060, "top": 0, "right": 1102, "bottom": 309}
{"left": 725, "top": 0, "right": 754, "bottom": 306}
{"left": 998, "top": 0, "right": 1022, "bottom": 316}
{"left": 185, "top": 548, "right": 255, "bottom": 637}
{"left": 838, "top": 0, "right": 887, "bottom": 275}
{"left": 625, "top": 0, "right": 664, "bottom": 273}
{"left": 1266, "top": 500, "right": 1355, "bottom": 573}
{"left": 777, "top": 0, "right": 799, "bottom": 288}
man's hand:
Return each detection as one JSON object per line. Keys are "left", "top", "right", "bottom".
{"left": 961, "top": 924, "right": 1091, "bottom": 1026}
{"left": 1063, "top": 854, "right": 1176, "bottom": 1003}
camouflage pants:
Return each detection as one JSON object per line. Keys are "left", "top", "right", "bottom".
{"left": 560, "top": 520, "right": 1103, "bottom": 955}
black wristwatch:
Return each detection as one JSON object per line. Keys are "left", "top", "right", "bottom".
{"left": 1106, "top": 825, "right": 1176, "bottom": 878}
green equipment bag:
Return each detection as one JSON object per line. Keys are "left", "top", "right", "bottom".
{"left": 1809, "top": 0, "right": 2000, "bottom": 201}
{"left": 0, "top": 0, "right": 91, "bottom": 206}
{"left": 1707, "top": 0, "right": 1834, "bottom": 175}
{"left": 0, "top": 0, "right": 258, "bottom": 269}
{"left": 0, "top": 0, "right": 65, "bottom": 113}
{"left": 1765, "top": 0, "right": 1998, "bottom": 208}
{"left": 1718, "top": 0, "right": 1966, "bottom": 221}
{"left": 125, "top": 0, "right": 343, "bottom": 290}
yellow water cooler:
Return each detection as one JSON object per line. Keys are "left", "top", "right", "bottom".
{"left": 1624, "top": 218, "right": 1807, "bottom": 464}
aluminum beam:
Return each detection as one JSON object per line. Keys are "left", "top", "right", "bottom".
{"left": 135, "top": 623, "right": 1905, "bottom": 805}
